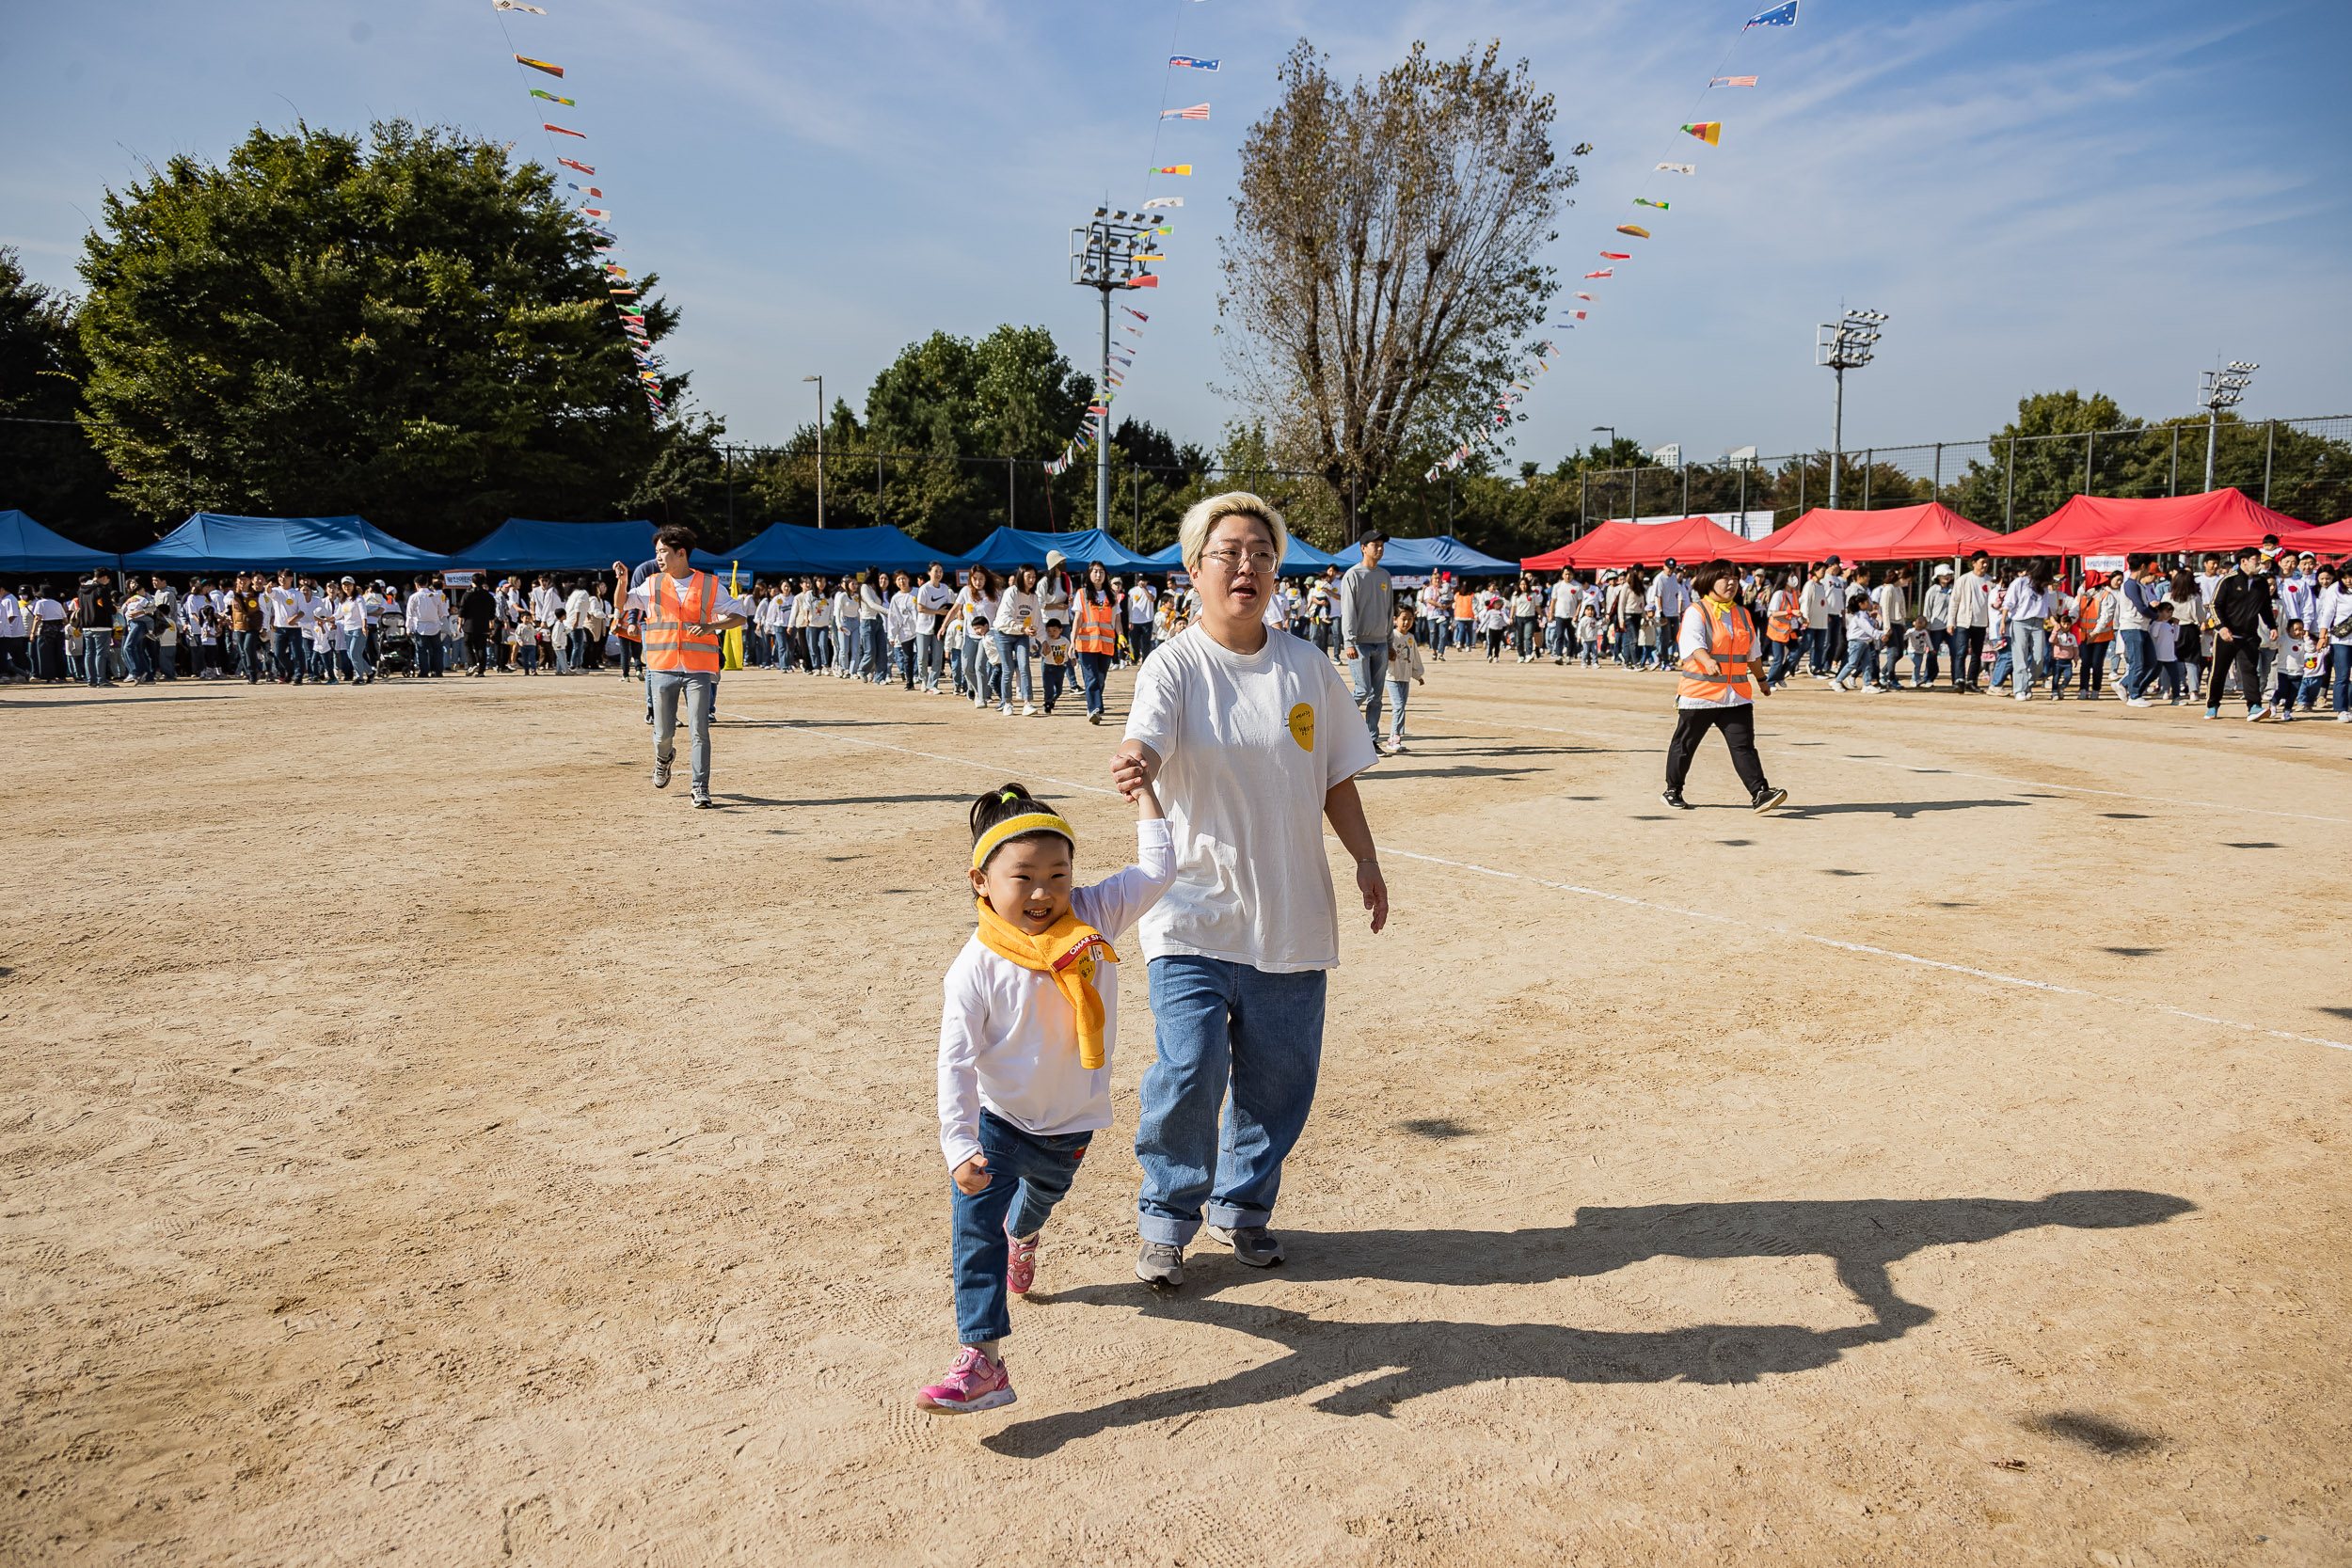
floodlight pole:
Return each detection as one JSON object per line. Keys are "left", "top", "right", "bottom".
{"left": 1073, "top": 209, "right": 1156, "bottom": 534}
{"left": 1818, "top": 309, "right": 1888, "bottom": 511}
{"left": 803, "top": 374, "right": 825, "bottom": 527}
{"left": 2198, "top": 361, "right": 2257, "bottom": 494}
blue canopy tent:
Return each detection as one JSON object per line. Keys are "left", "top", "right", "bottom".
{"left": 449, "top": 518, "right": 655, "bottom": 572}
{"left": 959, "top": 527, "right": 1157, "bottom": 572}
{"left": 1330, "top": 534, "right": 1520, "bottom": 575}
{"left": 0, "top": 511, "right": 119, "bottom": 573}
{"left": 709, "top": 523, "right": 960, "bottom": 577}
{"left": 124, "top": 514, "right": 449, "bottom": 574}
{"left": 1139, "top": 535, "right": 1341, "bottom": 576}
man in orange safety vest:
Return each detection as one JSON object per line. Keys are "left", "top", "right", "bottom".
{"left": 1662, "top": 559, "right": 1788, "bottom": 816}
{"left": 612, "top": 524, "right": 746, "bottom": 808}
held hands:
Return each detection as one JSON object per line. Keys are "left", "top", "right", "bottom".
{"left": 1108, "top": 742, "right": 1158, "bottom": 803}
{"left": 952, "top": 1154, "right": 992, "bottom": 1196}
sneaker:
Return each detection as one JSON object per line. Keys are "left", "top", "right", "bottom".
{"left": 999, "top": 705, "right": 1013, "bottom": 717}
{"left": 1088, "top": 712, "right": 1103, "bottom": 725}
{"left": 2248, "top": 707, "right": 2270, "bottom": 722}
{"left": 1006, "top": 1226, "right": 1040, "bottom": 1296}
{"left": 2125, "top": 697, "right": 2152, "bottom": 708}
{"left": 1752, "top": 786, "right": 1789, "bottom": 814}
{"left": 2204, "top": 708, "right": 2220, "bottom": 720}
{"left": 914, "top": 1346, "right": 1015, "bottom": 1415}
{"left": 1205, "top": 1224, "right": 1285, "bottom": 1268}
{"left": 1023, "top": 704, "right": 1039, "bottom": 717}
{"left": 1135, "top": 1241, "right": 1185, "bottom": 1288}
{"left": 1661, "top": 789, "right": 1694, "bottom": 811}
{"left": 692, "top": 792, "right": 712, "bottom": 808}
{"left": 1388, "top": 739, "right": 1409, "bottom": 754}
{"left": 652, "top": 758, "right": 672, "bottom": 789}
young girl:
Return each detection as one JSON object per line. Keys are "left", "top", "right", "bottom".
{"left": 1575, "top": 600, "right": 1600, "bottom": 667}
{"left": 1037, "top": 612, "right": 1071, "bottom": 715}
{"left": 511, "top": 611, "right": 541, "bottom": 673}
{"left": 2047, "top": 614, "right": 2079, "bottom": 699}
{"left": 923, "top": 780, "right": 1174, "bottom": 1414}
{"left": 2150, "top": 601, "right": 2185, "bottom": 703}
{"left": 1382, "top": 605, "right": 1426, "bottom": 755}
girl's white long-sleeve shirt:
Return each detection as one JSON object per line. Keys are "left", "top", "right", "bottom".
{"left": 937, "top": 820, "right": 1176, "bottom": 1172}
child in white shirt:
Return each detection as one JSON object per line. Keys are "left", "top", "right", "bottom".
{"left": 2150, "top": 603, "right": 2185, "bottom": 703}
{"left": 511, "top": 612, "right": 541, "bottom": 673}
{"left": 1576, "top": 606, "right": 1600, "bottom": 666}
{"left": 2272, "top": 619, "right": 2321, "bottom": 718}
{"left": 1381, "top": 606, "right": 1427, "bottom": 754}
{"left": 1037, "top": 614, "right": 1072, "bottom": 715}
{"left": 921, "top": 780, "right": 1173, "bottom": 1415}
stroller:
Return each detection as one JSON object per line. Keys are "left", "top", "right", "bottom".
{"left": 374, "top": 631, "right": 416, "bottom": 677}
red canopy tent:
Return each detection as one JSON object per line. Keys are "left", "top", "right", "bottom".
{"left": 1982, "top": 487, "right": 2312, "bottom": 558}
{"left": 1747, "top": 501, "right": 2003, "bottom": 564}
{"left": 2280, "top": 516, "right": 2352, "bottom": 557}
{"left": 1523, "top": 515, "right": 1756, "bottom": 572}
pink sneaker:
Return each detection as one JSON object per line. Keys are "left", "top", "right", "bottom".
{"left": 915, "top": 1347, "right": 1015, "bottom": 1414}
{"left": 1007, "top": 1226, "right": 1040, "bottom": 1296}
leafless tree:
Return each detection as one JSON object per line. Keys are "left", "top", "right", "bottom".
{"left": 1219, "top": 40, "right": 1577, "bottom": 538}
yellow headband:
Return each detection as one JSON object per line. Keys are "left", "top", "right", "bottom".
{"left": 972, "top": 812, "right": 1076, "bottom": 870}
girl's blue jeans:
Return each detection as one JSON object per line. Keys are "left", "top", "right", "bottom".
{"left": 950, "top": 1110, "right": 1090, "bottom": 1344}
{"left": 1135, "top": 957, "right": 1328, "bottom": 1247}
{"left": 991, "top": 630, "right": 1032, "bottom": 705}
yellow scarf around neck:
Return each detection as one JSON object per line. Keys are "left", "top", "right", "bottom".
{"left": 973, "top": 898, "right": 1120, "bottom": 1069}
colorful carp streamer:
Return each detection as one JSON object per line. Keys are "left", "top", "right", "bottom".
{"left": 492, "top": 3, "right": 668, "bottom": 418}
{"left": 1426, "top": 0, "right": 1801, "bottom": 480}
{"left": 1045, "top": 6, "right": 1225, "bottom": 478}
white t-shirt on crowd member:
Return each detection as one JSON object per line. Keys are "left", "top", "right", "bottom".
{"left": 993, "top": 588, "right": 1039, "bottom": 637}
{"left": 336, "top": 595, "right": 368, "bottom": 632}
{"left": 915, "top": 580, "right": 957, "bottom": 633}
{"left": 0, "top": 594, "right": 24, "bottom": 639}
{"left": 1127, "top": 583, "right": 1156, "bottom": 626}
{"left": 406, "top": 588, "right": 446, "bottom": 634}
{"left": 1122, "top": 625, "right": 1379, "bottom": 974}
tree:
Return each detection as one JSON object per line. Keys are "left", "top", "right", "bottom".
{"left": 0, "top": 249, "right": 129, "bottom": 549}
{"left": 1220, "top": 39, "right": 1578, "bottom": 538}
{"left": 75, "top": 120, "right": 685, "bottom": 553}
{"left": 753, "top": 325, "right": 1092, "bottom": 554}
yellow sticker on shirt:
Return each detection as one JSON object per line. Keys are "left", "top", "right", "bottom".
{"left": 1287, "top": 702, "right": 1315, "bottom": 752}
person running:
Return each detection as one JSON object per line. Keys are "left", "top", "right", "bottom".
{"left": 919, "top": 779, "right": 1173, "bottom": 1414}
{"left": 612, "top": 526, "right": 746, "bottom": 808}
{"left": 1661, "top": 560, "right": 1788, "bottom": 815}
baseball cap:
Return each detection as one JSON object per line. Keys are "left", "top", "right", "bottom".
{"left": 1361, "top": 531, "right": 1390, "bottom": 546}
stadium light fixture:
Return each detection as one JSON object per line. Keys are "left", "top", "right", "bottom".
{"left": 1817, "top": 307, "right": 1889, "bottom": 508}
{"left": 1070, "top": 208, "right": 1158, "bottom": 533}
{"left": 2198, "top": 359, "right": 2257, "bottom": 493}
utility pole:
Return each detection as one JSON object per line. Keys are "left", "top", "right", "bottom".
{"left": 1071, "top": 207, "right": 1155, "bottom": 532}
{"left": 2199, "top": 360, "right": 2256, "bottom": 493}
{"left": 1817, "top": 308, "right": 1888, "bottom": 509}
{"left": 802, "top": 374, "right": 825, "bottom": 527}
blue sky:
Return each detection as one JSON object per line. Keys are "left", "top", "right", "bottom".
{"left": 5, "top": 0, "right": 2345, "bottom": 471}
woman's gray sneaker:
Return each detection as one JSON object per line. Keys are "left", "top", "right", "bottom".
{"left": 1136, "top": 1242, "right": 1185, "bottom": 1287}
{"left": 1205, "top": 1225, "right": 1284, "bottom": 1268}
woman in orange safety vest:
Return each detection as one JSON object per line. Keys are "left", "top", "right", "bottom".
{"left": 1662, "top": 559, "right": 1788, "bottom": 816}
{"left": 1072, "top": 560, "right": 1121, "bottom": 725}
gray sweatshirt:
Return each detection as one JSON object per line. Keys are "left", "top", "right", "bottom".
{"left": 1338, "top": 562, "right": 1393, "bottom": 649}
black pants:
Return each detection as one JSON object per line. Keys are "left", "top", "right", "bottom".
{"left": 464, "top": 626, "right": 492, "bottom": 672}
{"left": 1666, "top": 705, "right": 1769, "bottom": 799}
{"left": 1953, "top": 626, "right": 1986, "bottom": 688}
{"left": 2205, "top": 635, "right": 2263, "bottom": 712}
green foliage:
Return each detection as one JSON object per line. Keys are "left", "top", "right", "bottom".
{"left": 0, "top": 248, "right": 130, "bottom": 550}
{"left": 744, "top": 325, "right": 1093, "bottom": 555}
{"left": 75, "top": 119, "right": 683, "bottom": 553}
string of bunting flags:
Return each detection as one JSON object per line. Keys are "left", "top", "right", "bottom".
{"left": 1042, "top": 22, "right": 1219, "bottom": 477}
{"left": 1427, "top": 0, "right": 1801, "bottom": 481}
{"left": 487, "top": 0, "right": 669, "bottom": 419}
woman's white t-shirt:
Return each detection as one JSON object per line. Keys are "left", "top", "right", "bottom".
{"left": 1123, "top": 625, "right": 1379, "bottom": 973}
{"left": 994, "top": 588, "right": 1038, "bottom": 636}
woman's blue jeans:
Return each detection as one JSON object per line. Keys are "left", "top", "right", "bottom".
{"left": 1136, "top": 957, "right": 1328, "bottom": 1246}
{"left": 991, "top": 630, "right": 1032, "bottom": 705}
{"left": 2010, "top": 622, "right": 2048, "bottom": 696}
{"left": 950, "top": 1110, "right": 1090, "bottom": 1345}
{"left": 1077, "top": 649, "right": 1112, "bottom": 716}
{"left": 1836, "top": 639, "right": 1877, "bottom": 683}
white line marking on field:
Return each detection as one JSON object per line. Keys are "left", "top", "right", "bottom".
{"left": 714, "top": 708, "right": 1120, "bottom": 797}
{"left": 1378, "top": 844, "right": 2350, "bottom": 1055}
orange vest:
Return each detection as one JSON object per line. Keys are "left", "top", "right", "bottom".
{"left": 643, "top": 571, "right": 722, "bottom": 674}
{"left": 1766, "top": 589, "right": 1800, "bottom": 642}
{"left": 1073, "top": 594, "right": 1118, "bottom": 657}
{"left": 1677, "top": 598, "right": 1757, "bottom": 703}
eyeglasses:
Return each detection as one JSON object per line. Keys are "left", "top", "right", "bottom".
{"left": 1200, "top": 548, "right": 1277, "bottom": 573}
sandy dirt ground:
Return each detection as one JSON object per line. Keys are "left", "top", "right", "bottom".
{"left": 3, "top": 650, "right": 2347, "bottom": 1566}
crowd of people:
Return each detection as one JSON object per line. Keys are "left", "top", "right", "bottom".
{"left": 5, "top": 535, "right": 2342, "bottom": 728}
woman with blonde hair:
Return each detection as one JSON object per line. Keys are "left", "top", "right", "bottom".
{"left": 1109, "top": 493, "right": 1388, "bottom": 1287}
